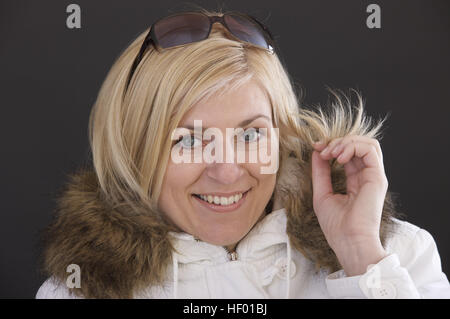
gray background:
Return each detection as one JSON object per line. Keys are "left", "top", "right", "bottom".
{"left": 0, "top": 0, "right": 449, "bottom": 298}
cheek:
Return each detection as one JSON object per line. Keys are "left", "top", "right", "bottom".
{"left": 158, "top": 163, "right": 205, "bottom": 230}
{"left": 245, "top": 162, "right": 277, "bottom": 192}
{"left": 261, "top": 172, "right": 277, "bottom": 194}
{"left": 159, "top": 163, "right": 203, "bottom": 204}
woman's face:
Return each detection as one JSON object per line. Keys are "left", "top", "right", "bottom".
{"left": 158, "top": 80, "right": 278, "bottom": 250}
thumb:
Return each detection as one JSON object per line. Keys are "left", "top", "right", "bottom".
{"left": 311, "top": 150, "right": 333, "bottom": 205}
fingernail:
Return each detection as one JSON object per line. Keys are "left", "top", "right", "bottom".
{"left": 321, "top": 146, "right": 329, "bottom": 155}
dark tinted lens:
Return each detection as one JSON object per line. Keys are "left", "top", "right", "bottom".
{"left": 153, "top": 13, "right": 210, "bottom": 48}
{"left": 224, "top": 14, "right": 269, "bottom": 49}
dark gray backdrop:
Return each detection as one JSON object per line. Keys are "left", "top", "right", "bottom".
{"left": 1, "top": 0, "right": 449, "bottom": 298}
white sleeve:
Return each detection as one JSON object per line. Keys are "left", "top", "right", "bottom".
{"left": 325, "top": 223, "right": 450, "bottom": 299}
{"left": 35, "top": 277, "right": 82, "bottom": 299}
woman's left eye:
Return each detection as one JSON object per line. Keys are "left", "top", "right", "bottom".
{"left": 239, "top": 128, "right": 262, "bottom": 143}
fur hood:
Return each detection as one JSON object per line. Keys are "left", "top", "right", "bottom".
{"left": 39, "top": 155, "right": 398, "bottom": 299}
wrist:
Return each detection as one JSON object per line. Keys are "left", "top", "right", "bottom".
{"left": 333, "top": 239, "right": 388, "bottom": 277}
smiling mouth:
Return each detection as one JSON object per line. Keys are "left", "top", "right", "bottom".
{"left": 192, "top": 189, "right": 250, "bottom": 206}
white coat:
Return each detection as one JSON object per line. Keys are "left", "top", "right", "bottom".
{"left": 36, "top": 208, "right": 450, "bottom": 299}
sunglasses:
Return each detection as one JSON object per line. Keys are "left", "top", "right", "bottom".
{"left": 125, "top": 11, "right": 276, "bottom": 91}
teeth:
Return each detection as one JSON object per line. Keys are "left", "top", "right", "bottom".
{"left": 196, "top": 192, "right": 246, "bottom": 206}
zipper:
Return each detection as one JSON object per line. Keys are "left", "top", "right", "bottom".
{"left": 195, "top": 237, "right": 238, "bottom": 261}
{"left": 223, "top": 246, "right": 238, "bottom": 261}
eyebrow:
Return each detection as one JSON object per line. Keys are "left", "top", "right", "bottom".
{"left": 180, "top": 114, "right": 272, "bottom": 131}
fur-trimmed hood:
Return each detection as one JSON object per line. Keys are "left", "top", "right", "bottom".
{"left": 39, "top": 155, "right": 398, "bottom": 299}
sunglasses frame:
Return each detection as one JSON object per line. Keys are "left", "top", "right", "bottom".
{"left": 125, "top": 11, "right": 276, "bottom": 92}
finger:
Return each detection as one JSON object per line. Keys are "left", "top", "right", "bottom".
{"left": 345, "top": 136, "right": 382, "bottom": 160}
{"left": 343, "top": 157, "right": 364, "bottom": 176}
{"left": 312, "top": 141, "right": 327, "bottom": 151}
{"left": 319, "top": 137, "right": 344, "bottom": 160}
{"left": 311, "top": 150, "right": 333, "bottom": 203}
{"left": 335, "top": 141, "right": 381, "bottom": 169}
{"left": 332, "top": 135, "right": 383, "bottom": 161}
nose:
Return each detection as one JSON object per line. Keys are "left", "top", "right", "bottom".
{"left": 205, "top": 134, "right": 244, "bottom": 184}
{"left": 206, "top": 162, "right": 244, "bottom": 185}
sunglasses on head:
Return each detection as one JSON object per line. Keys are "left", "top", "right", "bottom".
{"left": 125, "top": 11, "right": 276, "bottom": 92}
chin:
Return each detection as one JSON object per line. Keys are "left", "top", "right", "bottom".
{"left": 196, "top": 224, "right": 248, "bottom": 247}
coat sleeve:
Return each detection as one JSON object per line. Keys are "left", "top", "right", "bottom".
{"left": 325, "top": 221, "right": 450, "bottom": 299}
{"left": 35, "top": 277, "right": 82, "bottom": 299}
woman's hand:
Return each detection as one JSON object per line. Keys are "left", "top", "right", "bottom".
{"left": 311, "top": 135, "right": 389, "bottom": 276}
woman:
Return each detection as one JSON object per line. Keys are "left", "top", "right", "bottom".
{"left": 36, "top": 8, "right": 450, "bottom": 298}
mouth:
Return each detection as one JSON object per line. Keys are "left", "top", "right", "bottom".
{"left": 191, "top": 189, "right": 251, "bottom": 213}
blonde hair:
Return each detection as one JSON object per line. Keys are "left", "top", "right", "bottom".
{"left": 87, "top": 8, "right": 398, "bottom": 273}
{"left": 89, "top": 9, "right": 301, "bottom": 212}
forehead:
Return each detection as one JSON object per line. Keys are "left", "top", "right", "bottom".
{"left": 180, "top": 80, "right": 272, "bottom": 127}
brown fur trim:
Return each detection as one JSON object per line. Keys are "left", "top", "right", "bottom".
{"left": 39, "top": 169, "right": 174, "bottom": 298}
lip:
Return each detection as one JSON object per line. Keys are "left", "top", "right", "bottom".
{"left": 192, "top": 189, "right": 250, "bottom": 213}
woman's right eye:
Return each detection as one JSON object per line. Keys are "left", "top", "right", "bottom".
{"left": 178, "top": 135, "right": 202, "bottom": 149}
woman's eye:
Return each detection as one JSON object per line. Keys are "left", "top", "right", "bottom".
{"left": 178, "top": 135, "right": 202, "bottom": 149}
{"left": 239, "top": 128, "right": 261, "bottom": 143}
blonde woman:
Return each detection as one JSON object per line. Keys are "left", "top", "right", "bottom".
{"left": 36, "top": 9, "right": 450, "bottom": 299}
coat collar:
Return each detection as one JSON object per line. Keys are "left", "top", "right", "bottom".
{"left": 168, "top": 208, "right": 288, "bottom": 265}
